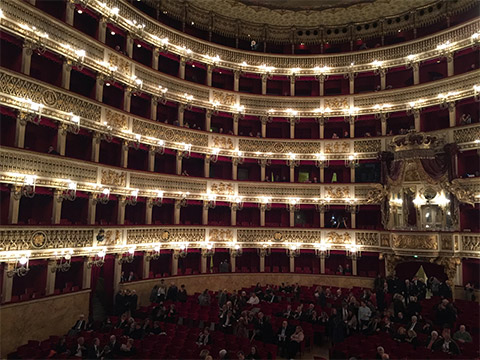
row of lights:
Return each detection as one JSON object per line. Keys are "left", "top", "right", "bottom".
{"left": 6, "top": 20, "right": 479, "bottom": 125}
{"left": 85, "top": 3, "right": 480, "bottom": 74}
{"left": 7, "top": 172, "right": 362, "bottom": 207}
{"left": 5, "top": 241, "right": 363, "bottom": 275}
{"left": 3, "top": 7, "right": 480, "bottom": 122}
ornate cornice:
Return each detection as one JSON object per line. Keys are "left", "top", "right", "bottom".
{"left": 150, "top": 0, "right": 474, "bottom": 43}
{"left": 0, "top": 69, "right": 479, "bottom": 160}
{"left": 2, "top": 0, "right": 479, "bottom": 73}
{"left": 0, "top": 226, "right": 478, "bottom": 261}
{"left": 0, "top": 147, "right": 385, "bottom": 204}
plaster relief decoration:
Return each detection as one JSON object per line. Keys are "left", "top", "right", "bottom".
{"left": 462, "top": 235, "right": 480, "bottom": 252}
{"left": 380, "top": 234, "right": 390, "bottom": 247}
{"left": 127, "top": 228, "right": 205, "bottom": 244}
{"left": 325, "top": 232, "right": 352, "bottom": 244}
{"left": 212, "top": 136, "right": 234, "bottom": 150}
{"left": 0, "top": 229, "right": 93, "bottom": 251}
{"left": 355, "top": 232, "right": 379, "bottom": 247}
{"left": 105, "top": 108, "right": 128, "bottom": 130}
{"left": 101, "top": 169, "right": 126, "bottom": 187}
{"left": 209, "top": 229, "right": 233, "bottom": 242}
{"left": 211, "top": 90, "right": 237, "bottom": 106}
{"left": 392, "top": 234, "right": 438, "bottom": 250}
{"left": 441, "top": 234, "right": 453, "bottom": 250}
{"left": 210, "top": 182, "right": 235, "bottom": 195}
{"left": 324, "top": 142, "right": 350, "bottom": 154}
{"left": 103, "top": 230, "right": 122, "bottom": 246}
{"left": 0, "top": 70, "right": 101, "bottom": 121}
{"left": 107, "top": 52, "right": 131, "bottom": 78}
{"left": 325, "top": 186, "right": 350, "bottom": 199}
{"left": 324, "top": 98, "right": 349, "bottom": 110}
{"left": 354, "top": 140, "right": 382, "bottom": 153}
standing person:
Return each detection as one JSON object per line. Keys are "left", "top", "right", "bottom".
{"left": 157, "top": 279, "right": 167, "bottom": 302}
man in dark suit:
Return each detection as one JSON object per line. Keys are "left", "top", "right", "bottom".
{"left": 108, "top": 335, "right": 121, "bottom": 355}
{"left": 70, "top": 337, "right": 87, "bottom": 358}
{"left": 69, "top": 315, "right": 87, "bottom": 336}
{"left": 276, "top": 320, "right": 293, "bottom": 357}
{"left": 87, "top": 338, "right": 102, "bottom": 359}
{"left": 406, "top": 315, "right": 422, "bottom": 333}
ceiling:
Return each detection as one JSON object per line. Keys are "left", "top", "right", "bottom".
{"left": 183, "top": 0, "right": 435, "bottom": 26}
{"left": 235, "top": 0, "right": 377, "bottom": 12}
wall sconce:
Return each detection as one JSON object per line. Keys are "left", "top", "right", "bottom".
{"left": 345, "top": 198, "right": 359, "bottom": 213}
{"left": 232, "top": 103, "right": 245, "bottom": 116}
{"left": 287, "top": 198, "right": 300, "bottom": 212}
{"left": 232, "top": 150, "right": 244, "bottom": 166}
{"left": 21, "top": 175, "right": 36, "bottom": 198}
{"left": 473, "top": 85, "right": 480, "bottom": 102}
{"left": 202, "top": 242, "right": 215, "bottom": 257}
{"left": 174, "top": 242, "right": 188, "bottom": 258}
{"left": 287, "top": 153, "right": 300, "bottom": 167}
{"left": 101, "top": 121, "right": 113, "bottom": 142}
{"left": 131, "top": 76, "right": 143, "bottom": 96}
{"left": 87, "top": 249, "right": 106, "bottom": 268}
{"left": 61, "top": 180, "right": 77, "bottom": 201}
{"left": 152, "top": 139, "right": 165, "bottom": 155}
{"left": 406, "top": 99, "right": 425, "bottom": 115}
{"left": 151, "top": 190, "right": 164, "bottom": 207}
{"left": 7, "top": 254, "right": 30, "bottom": 277}
{"left": 343, "top": 107, "right": 358, "bottom": 124}
{"left": 346, "top": 244, "right": 362, "bottom": 259}
{"left": 374, "top": 104, "right": 391, "bottom": 122}
{"left": 230, "top": 243, "right": 243, "bottom": 257}
{"left": 230, "top": 196, "right": 244, "bottom": 211}
{"left": 315, "top": 198, "right": 330, "bottom": 213}
{"left": 204, "top": 194, "right": 216, "bottom": 209}
{"left": 98, "top": 188, "right": 110, "bottom": 205}
{"left": 258, "top": 196, "right": 272, "bottom": 211}
{"left": 287, "top": 243, "right": 300, "bottom": 257}
{"left": 52, "top": 250, "right": 73, "bottom": 272}
{"left": 158, "top": 85, "right": 168, "bottom": 104}
{"left": 412, "top": 193, "right": 426, "bottom": 208}
{"left": 146, "top": 245, "right": 161, "bottom": 261}
{"left": 258, "top": 155, "right": 271, "bottom": 167}
{"left": 126, "top": 189, "right": 138, "bottom": 206}
{"left": 68, "top": 113, "right": 81, "bottom": 134}
{"left": 438, "top": 92, "right": 459, "bottom": 110}
{"left": 258, "top": 241, "right": 272, "bottom": 257}
{"left": 371, "top": 60, "right": 386, "bottom": 76}
{"left": 176, "top": 192, "right": 189, "bottom": 208}
{"left": 210, "top": 148, "right": 220, "bottom": 163}
{"left": 183, "top": 93, "right": 194, "bottom": 110}
{"left": 432, "top": 191, "right": 451, "bottom": 208}
{"left": 127, "top": 133, "right": 141, "bottom": 150}
{"left": 19, "top": 24, "right": 48, "bottom": 54}
{"left": 286, "top": 109, "right": 300, "bottom": 125}
{"left": 178, "top": 143, "right": 192, "bottom": 159}
{"left": 345, "top": 153, "right": 359, "bottom": 168}
{"left": 315, "top": 153, "right": 329, "bottom": 168}
{"left": 17, "top": 99, "right": 44, "bottom": 125}
{"left": 118, "top": 247, "right": 136, "bottom": 264}
{"left": 314, "top": 243, "right": 331, "bottom": 259}
{"left": 100, "top": 62, "right": 117, "bottom": 87}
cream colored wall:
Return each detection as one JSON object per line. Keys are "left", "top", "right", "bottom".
{"left": 0, "top": 290, "right": 90, "bottom": 358}
{"left": 120, "top": 273, "right": 375, "bottom": 307}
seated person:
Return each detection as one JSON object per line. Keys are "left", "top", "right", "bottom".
{"left": 426, "top": 330, "right": 439, "bottom": 350}
{"left": 196, "top": 327, "right": 211, "bottom": 346}
{"left": 453, "top": 325, "right": 472, "bottom": 343}
{"left": 433, "top": 328, "right": 460, "bottom": 355}
{"left": 120, "top": 338, "right": 136, "bottom": 356}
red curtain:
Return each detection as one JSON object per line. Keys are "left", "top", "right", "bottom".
{"left": 395, "top": 261, "right": 446, "bottom": 282}
{"left": 462, "top": 259, "right": 480, "bottom": 287}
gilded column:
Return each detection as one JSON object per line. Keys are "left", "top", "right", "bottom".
{"left": 205, "top": 109, "right": 212, "bottom": 132}
{"left": 177, "top": 103, "right": 185, "bottom": 127}
{"left": 8, "top": 186, "right": 21, "bottom": 224}
{"left": 21, "top": 41, "right": 33, "bottom": 75}
{"left": 148, "top": 146, "right": 155, "bottom": 172}
{"left": 126, "top": 33, "right": 134, "bottom": 58}
{"left": 15, "top": 112, "right": 27, "bottom": 148}
{"left": 172, "top": 251, "right": 179, "bottom": 276}
{"left": 233, "top": 114, "right": 240, "bottom": 136}
{"left": 174, "top": 200, "right": 181, "bottom": 225}
{"left": 261, "top": 74, "right": 268, "bottom": 95}
{"left": 82, "top": 258, "right": 92, "bottom": 289}
{"left": 98, "top": 17, "right": 107, "bottom": 43}
{"left": 91, "top": 132, "right": 101, "bottom": 163}
{"left": 95, "top": 75, "right": 105, "bottom": 102}
{"left": 120, "top": 140, "right": 129, "bottom": 168}
{"left": 233, "top": 70, "right": 240, "bottom": 92}
{"left": 2, "top": 264, "right": 14, "bottom": 303}
{"left": 260, "top": 116, "right": 269, "bottom": 138}
{"left": 87, "top": 193, "right": 97, "bottom": 225}
{"left": 45, "top": 259, "right": 56, "bottom": 296}
{"left": 412, "top": 62, "right": 419, "bottom": 85}
{"left": 65, "top": 0, "right": 75, "bottom": 26}
{"left": 289, "top": 75, "right": 295, "bottom": 96}
{"left": 152, "top": 47, "right": 160, "bottom": 70}
{"left": 179, "top": 57, "right": 186, "bottom": 79}
{"left": 117, "top": 196, "right": 126, "bottom": 225}
{"left": 61, "top": 60, "right": 72, "bottom": 90}
{"left": 56, "top": 123, "right": 68, "bottom": 156}
{"left": 206, "top": 65, "right": 213, "bottom": 86}
{"left": 52, "top": 189, "right": 63, "bottom": 225}
{"left": 113, "top": 254, "right": 123, "bottom": 298}
{"left": 145, "top": 198, "right": 153, "bottom": 225}
{"left": 202, "top": 201, "right": 209, "bottom": 225}
{"left": 123, "top": 87, "right": 132, "bottom": 112}
{"left": 150, "top": 96, "right": 158, "bottom": 121}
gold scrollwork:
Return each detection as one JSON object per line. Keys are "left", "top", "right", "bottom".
{"left": 324, "top": 142, "right": 350, "bottom": 154}
{"left": 324, "top": 98, "right": 348, "bottom": 110}
{"left": 211, "top": 90, "right": 236, "bottom": 106}
{"left": 31, "top": 231, "right": 47, "bottom": 249}
{"left": 273, "top": 232, "right": 283, "bottom": 242}
{"left": 325, "top": 231, "right": 352, "bottom": 244}
{"left": 392, "top": 234, "right": 438, "bottom": 250}
{"left": 212, "top": 136, "right": 234, "bottom": 150}
{"left": 325, "top": 186, "right": 350, "bottom": 199}
{"left": 210, "top": 182, "right": 234, "bottom": 195}
{"left": 462, "top": 235, "right": 480, "bottom": 252}
{"left": 209, "top": 229, "right": 233, "bottom": 242}
{"left": 105, "top": 108, "right": 128, "bottom": 130}
{"left": 101, "top": 169, "right": 126, "bottom": 187}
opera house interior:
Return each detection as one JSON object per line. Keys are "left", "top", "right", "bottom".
{"left": 0, "top": 0, "right": 479, "bottom": 359}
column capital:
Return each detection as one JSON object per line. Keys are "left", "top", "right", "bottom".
{"left": 178, "top": 103, "right": 186, "bottom": 112}
{"left": 315, "top": 73, "right": 328, "bottom": 82}
{"left": 151, "top": 95, "right": 159, "bottom": 104}
{"left": 233, "top": 113, "right": 240, "bottom": 123}
{"left": 234, "top": 70, "right": 241, "bottom": 79}
{"left": 153, "top": 47, "right": 160, "bottom": 57}
{"left": 260, "top": 116, "right": 271, "bottom": 125}
{"left": 180, "top": 56, "right": 187, "bottom": 66}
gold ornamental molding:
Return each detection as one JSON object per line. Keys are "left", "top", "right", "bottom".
{"left": 100, "top": 169, "right": 127, "bottom": 187}
{"left": 1, "top": 226, "right": 479, "bottom": 261}
{"left": 1, "top": 0, "right": 479, "bottom": 77}
{"left": 85, "top": 0, "right": 478, "bottom": 70}
{"left": 392, "top": 234, "right": 438, "bottom": 250}
{"left": 4, "top": 67, "right": 477, "bottom": 161}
